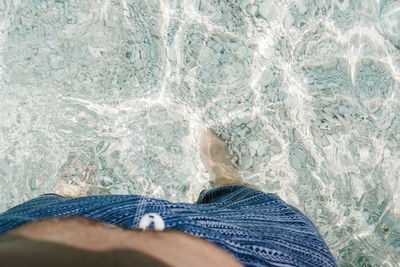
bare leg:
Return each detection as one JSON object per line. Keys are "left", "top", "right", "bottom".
{"left": 55, "top": 178, "right": 89, "bottom": 198}
{"left": 199, "top": 128, "right": 259, "bottom": 190}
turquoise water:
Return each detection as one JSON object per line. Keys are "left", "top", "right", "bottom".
{"left": 1, "top": 0, "right": 400, "bottom": 265}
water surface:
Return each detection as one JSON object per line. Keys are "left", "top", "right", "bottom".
{"left": 1, "top": 0, "right": 400, "bottom": 265}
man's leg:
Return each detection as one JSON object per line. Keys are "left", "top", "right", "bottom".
{"left": 199, "top": 128, "right": 259, "bottom": 190}
{"left": 55, "top": 178, "right": 89, "bottom": 198}
{"left": 53, "top": 127, "right": 256, "bottom": 199}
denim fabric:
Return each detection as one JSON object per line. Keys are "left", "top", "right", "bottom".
{"left": 0, "top": 185, "right": 336, "bottom": 267}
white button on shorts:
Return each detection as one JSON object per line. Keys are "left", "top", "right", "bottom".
{"left": 139, "top": 213, "right": 165, "bottom": 231}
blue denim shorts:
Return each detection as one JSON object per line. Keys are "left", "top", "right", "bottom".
{"left": 0, "top": 185, "right": 336, "bottom": 267}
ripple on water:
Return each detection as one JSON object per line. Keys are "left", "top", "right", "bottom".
{"left": 1, "top": 0, "right": 164, "bottom": 104}
{"left": 177, "top": 23, "right": 252, "bottom": 107}
{"left": 380, "top": 1, "right": 400, "bottom": 50}
{"left": 1, "top": 0, "right": 400, "bottom": 266}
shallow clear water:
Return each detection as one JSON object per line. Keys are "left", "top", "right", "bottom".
{"left": 1, "top": 0, "right": 400, "bottom": 265}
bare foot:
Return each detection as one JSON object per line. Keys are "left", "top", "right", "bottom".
{"left": 199, "top": 128, "right": 244, "bottom": 187}
{"left": 55, "top": 178, "right": 89, "bottom": 198}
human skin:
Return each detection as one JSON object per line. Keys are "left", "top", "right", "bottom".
{"left": 0, "top": 217, "right": 244, "bottom": 267}
{"left": 0, "top": 129, "right": 249, "bottom": 266}
{"left": 0, "top": 175, "right": 250, "bottom": 266}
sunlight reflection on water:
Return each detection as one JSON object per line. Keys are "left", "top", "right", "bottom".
{"left": 0, "top": 0, "right": 400, "bottom": 265}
